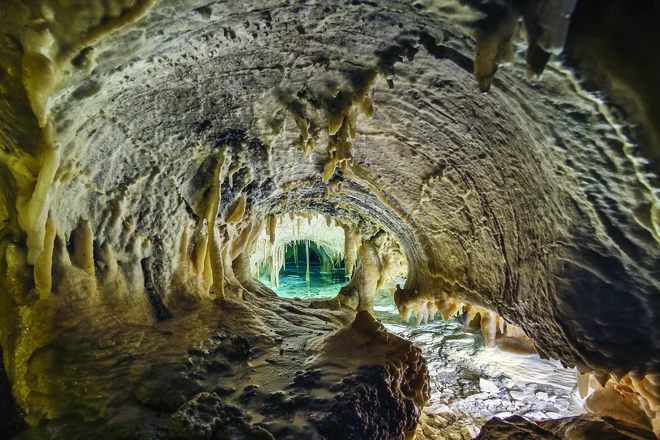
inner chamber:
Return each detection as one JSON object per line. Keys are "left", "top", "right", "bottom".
{"left": 252, "top": 213, "right": 351, "bottom": 298}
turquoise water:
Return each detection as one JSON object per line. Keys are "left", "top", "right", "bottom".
{"left": 262, "top": 262, "right": 402, "bottom": 314}
{"left": 260, "top": 262, "right": 350, "bottom": 299}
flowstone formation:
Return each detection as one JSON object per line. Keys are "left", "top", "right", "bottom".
{"left": 1, "top": 0, "right": 660, "bottom": 439}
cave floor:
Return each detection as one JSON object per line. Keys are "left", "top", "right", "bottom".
{"left": 15, "top": 289, "right": 358, "bottom": 440}
{"left": 375, "top": 292, "right": 584, "bottom": 439}
{"left": 15, "top": 270, "right": 582, "bottom": 440}
{"left": 266, "top": 269, "right": 583, "bottom": 439}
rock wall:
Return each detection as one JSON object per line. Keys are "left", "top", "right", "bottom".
{"left": 1, "top": 0, "right": 659, "bottom": 438}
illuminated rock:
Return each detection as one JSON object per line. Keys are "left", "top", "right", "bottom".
{"left": 0, "top": 0, "right": 659, "bottom": 438}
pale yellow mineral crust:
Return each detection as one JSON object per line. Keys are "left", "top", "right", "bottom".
{"left": 0, "top": 0, "right": 659, "bottom": 438}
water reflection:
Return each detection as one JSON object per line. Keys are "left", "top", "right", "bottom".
{"left": 260, "top": 262, "right": 347, "bottom": 299}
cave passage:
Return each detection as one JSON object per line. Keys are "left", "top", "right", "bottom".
{"left": 1, "top": 0, "right": 660, "bottom": 439}
{"left": 259, "top": 241, "right": 349, "bottom": 299}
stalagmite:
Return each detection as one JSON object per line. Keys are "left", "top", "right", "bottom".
{"left": 72, "top": 221, "right": 95, "bottom": 277}
{"left": 578, "top": 371, "right": 592, "bottom": 399}
{"left": 337, "top": 236, "right": 382, "bottom": 316}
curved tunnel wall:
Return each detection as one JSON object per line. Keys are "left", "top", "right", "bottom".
{"left": 1, "top": 0, "right": 659, "bottom": 425}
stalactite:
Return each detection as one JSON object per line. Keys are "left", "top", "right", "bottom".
{"left": 343, "top": 225, "right": 356, "bottom": 279}
{"left": 293, "top": 242, "right": 298, "bottom": 268}
{"left": 269, "top": 242, "right": 284, "bottom": 288}
{"left": 305, "top": 239, "right": 310, "bottom": 280}
{"left": 268, "top": 216, "right": 277, "bottom": 244}
{"left": 270, "top": 247, "right": 278, "bottom": 288}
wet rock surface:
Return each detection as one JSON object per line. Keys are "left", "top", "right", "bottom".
{"left": 374, "top": 295, "right": 582, "bottom": 439}
{"left": 0, "top": 348, "right": 26, "bottom": 439}
{"left": 8, "top": 294, "right": 430, "bottom": 440}
{"left": 169, "top": 392, "right": 273, "bottom": 440}
{"left": 475, "top": 415, "right": 561, "bottom": 439}
{"left": 475, "top": 413, "right": 656, "bottom": 439}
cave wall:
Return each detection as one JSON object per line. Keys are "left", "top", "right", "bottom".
{"left": 22, "top": 0, "right": 655, "bottom": 373}
{"left": 0, "top": 0, "right": 659, "bottom": 436}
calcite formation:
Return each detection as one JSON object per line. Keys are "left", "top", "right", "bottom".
{"left": 1, "top": 0, "right": 660, "bottom": 439}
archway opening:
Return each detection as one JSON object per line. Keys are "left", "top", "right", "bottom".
{"left": 257, "top": 240, "right": 349, "bottom": 299}
{"left": 250, "top": 212, "right": 351, "bottom": 300}
{"left": 248, "top": 211, "right": 410, "bottom": 308}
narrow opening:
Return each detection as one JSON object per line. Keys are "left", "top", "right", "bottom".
{"left": 250, "top": 212, "right": 351, "bottom": 300}
{"left": 259, "top": 241, "right": 349, "bottom": 299}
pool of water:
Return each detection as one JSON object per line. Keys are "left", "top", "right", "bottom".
{"left": 260, "top": 262, "right": 348, "bottom": 299}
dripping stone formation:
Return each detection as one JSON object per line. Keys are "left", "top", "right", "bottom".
{"left": 1, "top": 0, "right": 660, "bottom": 439}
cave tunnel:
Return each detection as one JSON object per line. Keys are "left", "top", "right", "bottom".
{"left": 1, "top": 0, "right": 660, "bottom": 439}
{"left": 272, "top": 242, "right": 347, "bottom": 298}
{"left": 257, "top": 238, "right": 350, "bottom": 301}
